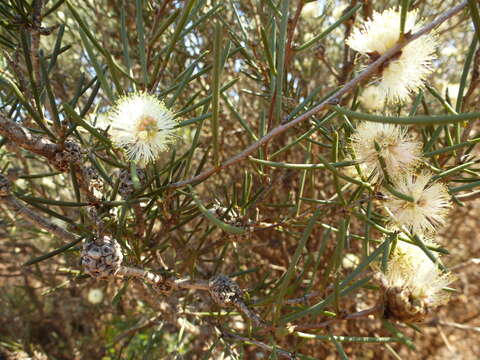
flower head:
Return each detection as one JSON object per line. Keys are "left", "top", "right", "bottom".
{"left": 346, "top": 8, "right": 437, "bottom": 103}
{"left": 380, "top": 239, "right": 455, "bottom": 322}
{"left": 108, "top": 93, "right": 177, "bottom": 163}
{"left": 384, "top": 171, "right": 451, "bottom": 234}
{"left": 302, "top": 1, "right": 320, "bottom": 19}
{"left": 350, "top": 122, "right": 422, "bottom": 182}
{"left": 359, "top": 86, "right": 385, "bottom": 112}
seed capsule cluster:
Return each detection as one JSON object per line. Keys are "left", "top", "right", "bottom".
{"left": 208, "top": 275, "right": 243, "bottom": 308}
{"left": 51, "top": 141, "right": 83, "bottom": 172}
{"left": 118, "top": 168, "right": 146, "bottom": 198}
{"left": 384, "top": 286, "right": 429, "bottom": 323}
{"left": 81, "top": 236, "right": 123, "bottom": 279}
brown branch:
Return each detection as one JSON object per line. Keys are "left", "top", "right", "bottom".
{"left": 0, "top": 112, "right": 58, "bottom": 158}
{"left": 285, "top": 0, "right": 305, "bottom": 72}
{"left": 167, "top": 1, "right": 468, "bottom": 190}
{"left": 116, "top": 266, "right": 209, "bottom": 291}
{"left": 116, "top": 268, "right": 266, "bottom": 327}
{"left": 0, "top": 113, "right": 100, "bottom": 204}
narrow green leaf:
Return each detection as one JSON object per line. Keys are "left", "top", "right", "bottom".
{"left": 48, "top": 24, "right": 65, "bottom": 73}
{"left": 135, "top": 0, "right": 148, "bottom": 86}
{"left": 399, "top": 0, "right": 411, "bottom": 36}
{"left": 249, "top": 157, "right": 355, "bottom": 170}
{"left": 382, "top": 182, "right": 414, "bottom": 203}
{"left": 39, "top": 51, "right": 61, "bottom": 129}
{"left": 468, "top": 0, "right": 480, "bottom": 43}
{"left": 24, "top": 236, "right": 84, "bottom": 266}
{"left": 120, "top": 1, "right": 133, "bottom": 80}
{"left": 450, "top": 180, "right": 480, "bottom": 193}
{"left": 42, "top": 0, "right": 66, "bottom": 18}
{"left": 456, "top": 34, "right": 478, "bottom": 112}
{"left": 424, "top": 137, "right": 480, "bottom": 157}
{"left": 275, "top": 207, "right": 323, "bottom": 310}
{"left": 334, "top": 105, "right": 480, "bottom": 125}
{"left": 16, "top": 194, "right": 90, "bottom": 207}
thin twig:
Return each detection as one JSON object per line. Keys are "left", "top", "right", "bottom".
{"left": 116, "top": 266, "right": 209, "bottom": 291}
{"left": 286, "top": 0, "right": 304, "bottom": 66}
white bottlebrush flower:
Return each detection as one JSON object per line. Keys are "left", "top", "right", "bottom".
{"left": 346, "top": 8, "right": 437, "bottom": 103}
{"left": 107, "top": 93, "right": 177, "bottom": 163}
{"left": 384, "top": 171, "right": 451, "bottom": 234}
{"left": 302, "top": 1, "right": 320, "bottom": 19}
{"left": 380, "top": 239, "right": 454, "bottom": 322}
{"left": 350, "top": 122, "right": 422, "bottom": 182}
{"left": 359, "top": 86, "right": 385, "bottom": 112}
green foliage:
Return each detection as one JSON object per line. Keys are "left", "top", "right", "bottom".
{"left": 0, "top": 0, "right": 479, "bottom": 359}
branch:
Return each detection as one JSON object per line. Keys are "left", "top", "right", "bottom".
{"left": 116, "top": 268, "right": 265, "bottom": 327}
{"left": 116, "top": 266, "right": 209, "bottom": 291}
{"left": 0, "top": 114, "right": 100, "bottom": 204}
{"left": 167, "top": 1, "right": 468, "bottom": 190}
{"left": 0, "top": 112, "right": 58, "bottom": 158}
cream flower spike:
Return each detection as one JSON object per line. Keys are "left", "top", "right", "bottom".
{"left": 378, "top": 239, "right": 455, "bottom": 323}
{"left": 347, "top": 8, "right": 437, "bottom": 103}
{"left": 359, "top": 86, "right": 385, "bottom": 112}
{"left": 108, "top": 92, "right": 177, "bottom": 163}
{"left": 384, "top": 171, "right": 452, "bottom": 234}
{"left": 350, "top": 122, "right": 422, "bottom": 182}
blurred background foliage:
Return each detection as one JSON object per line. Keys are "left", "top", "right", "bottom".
{"left": 1, "top": 0, "right": 480, "bottom": 359}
